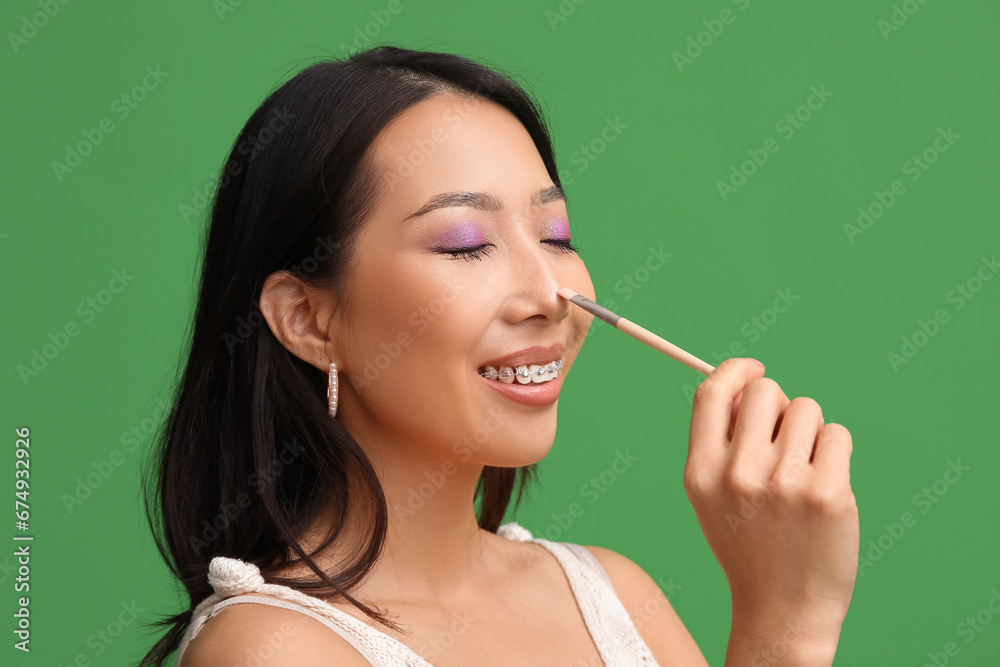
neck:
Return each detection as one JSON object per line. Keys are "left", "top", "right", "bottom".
{"left": 294, "top": 430, "right": 505, "bottom": 606}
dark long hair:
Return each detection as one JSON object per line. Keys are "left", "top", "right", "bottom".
{"left": 140, "top": 45, "right": 564, "bottom": 665}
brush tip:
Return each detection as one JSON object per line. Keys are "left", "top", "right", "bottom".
{"left": 556, "top": 286, "right": 578, "bottom": 300}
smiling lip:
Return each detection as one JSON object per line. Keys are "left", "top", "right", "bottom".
{"left": 478, "top": 343, "right": 566, "bottom": 370}
{"left": 478, "top": 367, "right": 564, "bottom": 407}
{"left": 476, "top": 343, "right": 567, "bottom": 407}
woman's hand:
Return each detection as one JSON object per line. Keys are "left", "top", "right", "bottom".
{"left": 684, "top": 358, "right": 859, "bottom": 666}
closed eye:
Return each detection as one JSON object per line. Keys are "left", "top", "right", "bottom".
{"left": 436, "top": 239, "right": 579, "bottom": 262}
{"left": 544, "top": 239, "right": 580, "bottom": 254}
{"left": 437, "top": 244, "right": 494, "bottom": 262}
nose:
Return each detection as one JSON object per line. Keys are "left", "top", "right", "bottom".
{"left": 503, "top": 235, "right": 571, "bottom": 325}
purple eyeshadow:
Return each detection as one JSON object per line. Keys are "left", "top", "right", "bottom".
{"left": 544, "top": 216, "right": 571, "bottom": 240}
{"left": 434, "top": 221, "right": 487, "bottom": 247}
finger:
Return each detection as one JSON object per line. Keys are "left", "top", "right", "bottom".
{"left": 729, "top": 377, "right": 789, "bottom": 476}
{"left": 727, "top": 392, "right": 785, "bottom": 442}
{"left": 811, "top": 422, "right": 853, "bottom": 489}
{"left": 770, "top": 405, "right": 786, "bottom": 442}
{"left": 726, "top": 390, "right": 744, "bottom": 440}
{"left": 689, "top": 358, "right": 766, "bottom": 465}
{"left": 727, "top": 386, "right": 784, "bottom": 440}
{"left": 773, "top": 397, "right": 824, "bottom": 475}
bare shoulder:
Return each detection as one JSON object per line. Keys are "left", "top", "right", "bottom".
{"left": 582, "top": 545, "right": 709, "bottom": 667}
{"left": 180, "top": 596, "right": 372, "bottom": 667}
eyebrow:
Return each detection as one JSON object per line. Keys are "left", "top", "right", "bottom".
{"left": 403, "top": 185, "right": 567, "bottom": 222}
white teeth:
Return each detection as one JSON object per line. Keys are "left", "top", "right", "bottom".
{"left": 480, "top": 360, "right": 562, "bottom": 384}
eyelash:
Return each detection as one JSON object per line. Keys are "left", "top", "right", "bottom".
{"left": 440, "top": 239, "right": 580, "bottom": 262}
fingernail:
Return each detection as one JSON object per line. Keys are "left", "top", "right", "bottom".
{"left": 749, "top": 358, "right": 765, "bottom": 368}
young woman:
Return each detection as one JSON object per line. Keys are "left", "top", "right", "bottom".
{"left": 142, "top": 45, "right": 859, "bottom": 666}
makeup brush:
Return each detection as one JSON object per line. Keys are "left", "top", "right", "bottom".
{"left": 557, "top": 286, "right": 716, "bottom": 375}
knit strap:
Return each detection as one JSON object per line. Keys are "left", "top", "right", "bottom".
{"left": 179, "top": 524, "right": 660, "bottom": 667}
{"left": 178, "top": 557, "right": 432, "bottom": 667}
{"left": 562, "top": 542, "right": 618, "bottom": 593}
{"left": 182, "top": 595, "right": 386, "bottom": 666}
{"left": 498, "top": 522, "right": 661, "bottom": 666}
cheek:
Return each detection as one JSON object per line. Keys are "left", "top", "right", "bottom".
{"left": 342, "top": 255, "right": 482, "bottom": 399}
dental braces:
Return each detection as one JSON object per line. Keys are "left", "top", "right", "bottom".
{"left": 479, "top": 359, "right": 563, "bottom": 381}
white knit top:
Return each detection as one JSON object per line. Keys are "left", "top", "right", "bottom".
{"left": 175, "top": 522, "right": 661, "bottom": 666}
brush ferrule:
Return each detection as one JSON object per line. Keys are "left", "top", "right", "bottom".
{"left": 568, "top": 293, "right": 621, "bottom": 327}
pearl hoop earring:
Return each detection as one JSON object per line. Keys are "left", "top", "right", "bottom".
{"left": 327, "top": 361, "right": 339, "bottom": 418}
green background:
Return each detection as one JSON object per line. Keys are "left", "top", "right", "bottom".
{"left": 2, "top": 0, "right": 998, "bottom": 664}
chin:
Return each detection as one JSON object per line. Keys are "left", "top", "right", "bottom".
{"left": 477, "top": 418, "right": 558, "bottom": 468}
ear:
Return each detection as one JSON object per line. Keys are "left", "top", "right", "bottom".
{"left": 258, "top": 270, "right": 336, "bottom": 371}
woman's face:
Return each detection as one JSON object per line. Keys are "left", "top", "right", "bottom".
{"left": 330, "top": 93, "right": 595, "bottom": 468}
